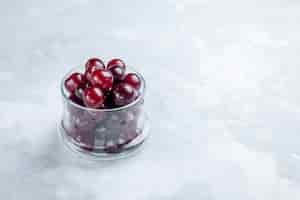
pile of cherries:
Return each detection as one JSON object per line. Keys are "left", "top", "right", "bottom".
{"left": 63, "top": 58, "right": 144, "bottom": 154}
{"left": 65, "top": 58, "right": 141, "bottom": 109}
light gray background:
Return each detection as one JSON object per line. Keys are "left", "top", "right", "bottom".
{"left": 1, "top": 0, "right": 300, "bottom": 199}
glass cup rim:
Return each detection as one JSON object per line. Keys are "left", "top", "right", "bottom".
{"left": 60, "top": 65, "right": 146, "bottom": 112}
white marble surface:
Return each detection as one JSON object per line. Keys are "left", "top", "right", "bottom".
{"left": 1, "top": 0, "right": 300, "bottom": 199}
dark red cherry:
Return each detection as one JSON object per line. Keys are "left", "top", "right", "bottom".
{"left": 75, "top": 80, "right": 92, "bottom": 100}
{"left": 64, "top": 73, "right": 85, "bottom": 94}
{"left": 124, "top": 73, "right": 141, "bottom": 90}
{"left": 85, "top": 65, "right": 102, "bottom": 83}
{"left": 90, "top": 69, "right": 114, "bottom": 91}
{"left": 82, "top": 86, "right": 105, "bottom": 108}
{"left": 108, "top": 65, "right": 125, "bottom": 81}
{"left": 107, "top": 58, "right": 126, "bottom": 69}
{"left": 112, "top": 83, "right": 138, "bottom": 106}
{"left": 107, "top": 58, "right": 126, "bottom": 81}
{"left": 85, "top": 58, "right": 105, "bottom": 70}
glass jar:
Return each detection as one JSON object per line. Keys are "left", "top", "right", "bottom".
{"left": 59, "top": 66, "right": 149, "bottom": 160}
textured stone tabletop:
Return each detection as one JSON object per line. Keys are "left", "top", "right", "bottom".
{"left": 1, "top": 0, "right": 300, "bottom": 199}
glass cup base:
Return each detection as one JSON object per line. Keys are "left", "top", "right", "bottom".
{"left": 58, "top": 117, "right": 150, "bottom": 161}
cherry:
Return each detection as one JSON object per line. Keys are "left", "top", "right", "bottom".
{"left": 85, "top": 65, "right": 102, "bottom": 83}
{"left": 107, "top": 58, "right": 126, "bottom": 81}
{"left": 124, "top": 73, "right": 141, "bottom": 90}
{"left": 64, "top": 73, "right": 85, "bottom": 94}
{"left": 112, "top": 83, "right": 138, "bottom": 106}
{"left": 85, "top": 58, "right": 105, "bottom": 70}
{"left": 82, "top": 86, "right": 105, "bottom": 108}
{"left": 74, "top": 80, "right": 92, "bottom": 100}
{"left": 90, "top": 69, "right": 114, "bottom": 91}
{"left": 107, "top": 65, "right": 125, "bottom": 81}
{"left": 107, "top": 58, "right": 126, "bottom": 69}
